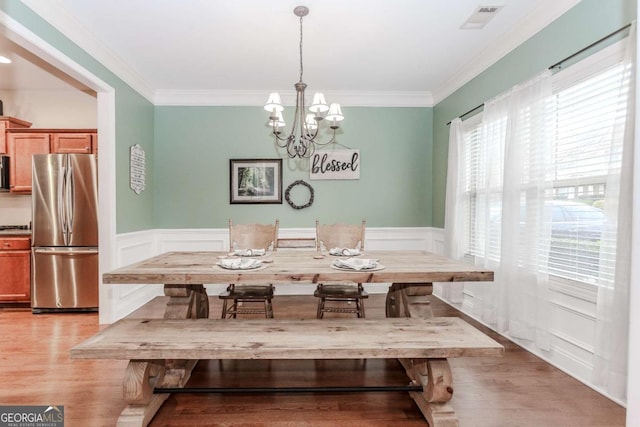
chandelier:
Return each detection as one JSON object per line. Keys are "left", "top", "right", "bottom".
{"left": 264, "top": 6, "right": 344, "bottom": 159}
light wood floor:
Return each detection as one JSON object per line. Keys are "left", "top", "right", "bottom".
{"left": 0, "top": 294, "right": 625, "bottom": 426}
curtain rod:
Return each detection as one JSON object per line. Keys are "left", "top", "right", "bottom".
{"left": 446, "top": 104, "right": 483, "bottom": 125}
{"left": 548, "top": 23, "right": 631, "bottom": 70}
{"left": 446, "top": 22, "right": 632, "bottom": 126}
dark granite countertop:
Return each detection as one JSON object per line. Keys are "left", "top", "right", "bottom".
{"left": 0, "top": 230, "right": 32, "bottom": 237}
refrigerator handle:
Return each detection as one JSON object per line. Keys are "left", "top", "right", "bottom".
{"left": 58, "top": 161, "right": 68, "bottom": 246}
{"left": 67, "top": 158, "right": 75, "bottom": 236}
{"left": 34, "top": 248, "right": 99, "bottom": 255}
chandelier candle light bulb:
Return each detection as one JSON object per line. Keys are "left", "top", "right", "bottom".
{"left": 264, "top": 6, "right": 344, "bottom": 159}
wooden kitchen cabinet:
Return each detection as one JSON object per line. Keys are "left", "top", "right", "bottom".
{"left": 0, "top": 116, "right": 32, "bottom": 154}
{"left": 7, "top": 132, "right": 50, "bottom": 193}
{"left": 0, "top": 236, "right": 31, "bottom": 303}
{"left": 51, "top": 133, "right": 93, "bottom": 154}
{"left": 6, "top": 128, "right": 97, "bottom": 194}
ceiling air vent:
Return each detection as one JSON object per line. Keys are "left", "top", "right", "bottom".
{"left": 461, "top": 5, "right": 504, "bottom": 29}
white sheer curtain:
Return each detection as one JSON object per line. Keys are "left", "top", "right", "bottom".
{"left": 442, "top": 118, "right": 465, "bottom": 303}
{"left": 466, "top": 70, "right": 554, "bottom": 350}
{"left": 592, "top": 23, "right": 636, "bottom": 400}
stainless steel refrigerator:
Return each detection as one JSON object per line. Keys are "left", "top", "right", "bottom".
{"left": 31, "top": 154, "right": 98, "bottom": 312}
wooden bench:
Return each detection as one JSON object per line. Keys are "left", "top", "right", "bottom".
{"left": 71, "top": 317, "right": 503, "bottom": 427}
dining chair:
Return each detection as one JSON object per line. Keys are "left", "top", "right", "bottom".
{"left": 219, "top": 219, "right": 279, "bottom": 319}
{"left": 314, "top": 219, "right": 368, "bottom": 318}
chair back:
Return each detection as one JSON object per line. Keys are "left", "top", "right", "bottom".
{"left": 315, "top": 220, "right": 366, "bottom": 252}
{"left": 229, "top": 219, "right": 280, "bottom": 252}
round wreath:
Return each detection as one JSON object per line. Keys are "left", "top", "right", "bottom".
{"left": 285, "top": 180, "right": 314, "bottom": 210}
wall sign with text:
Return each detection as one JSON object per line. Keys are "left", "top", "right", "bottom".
{"left": 130, "top": 144, "right": 146, "bottom": 194}
{"left": 309, "top": 149, "right": 360, "bottom": 180}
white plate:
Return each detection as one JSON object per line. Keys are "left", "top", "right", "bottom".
{"left": 214, "top": 263, "right": 268, "bottom": 271}
{"left": 216, "top": 258, "right": 264, "bottom": 270}
{"left": 229, "top": 251, "right": 270, "bottom": 258}
{"left": 330, "top": 263, "right": 385, "bottom": 272}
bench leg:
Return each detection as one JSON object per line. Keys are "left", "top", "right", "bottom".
{"left": 401, "top": 358, "right": 458, "bottom": 427}
{"left": 121, "top": 285, "right": 207, "bottom": 426}
{"left": 116, "top": 358, "right": 198, "bottom": 427}
{"left": 389, "top": 285, "right": 458, "bottom": 426}
{"left": 117, "top": 360, "right": 168, "bottom": 427}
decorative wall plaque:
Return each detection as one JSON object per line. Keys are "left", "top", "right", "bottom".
{"left": 309, "top": 149, "right": 360, "bottom": 180}
{"left": 130, "top": 144, "right": 146, "bottom": 194}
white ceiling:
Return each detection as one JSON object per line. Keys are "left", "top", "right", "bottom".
{"left": 4, "top": 0, "right": 581, "bottom": 106}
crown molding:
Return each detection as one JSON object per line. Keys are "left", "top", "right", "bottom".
{"left": 432, "top": 0, "right": 581, "bottom": 104}
{"left": 21, "top": 0, "right": 156, "bottom": 103}
{"left": 23, "top": 0, "right": 576, "bottom": 108}
{"left": 154, "top": 89, "right": 434, "bottom": 107}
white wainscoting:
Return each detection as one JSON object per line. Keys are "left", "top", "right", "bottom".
{"left": 104, "top": 227, "right": 437, "bottom": 323}
{"left": 105, "top": 226, "right": 612, "bottom": 403}
{"left": 429, "top": 228, "right": 615, "bottom": 404}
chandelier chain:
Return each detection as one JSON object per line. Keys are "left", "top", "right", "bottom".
{"left": 299, "top": 15, "right": 304, "bottom": 82}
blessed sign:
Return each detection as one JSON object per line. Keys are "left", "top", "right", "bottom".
{"left": 309, "top": 149, "right": 360, "bottom": 180}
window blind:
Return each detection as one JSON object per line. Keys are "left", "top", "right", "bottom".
{"left": 462, "top": 40, "right": 629, "bottom": 285}
{"left": 547, "top": 59, "right": 629, "bottom": 284}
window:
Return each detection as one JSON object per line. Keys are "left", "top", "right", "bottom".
{"left": 462, "top": 40, "right": 630, "bottom": 285}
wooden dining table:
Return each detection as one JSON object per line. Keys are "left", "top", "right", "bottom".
{"left": 98, "top": 250, "right": 496, "bottom": 427}
{"left": 103, "top": 249, "right": 494, "bottom": 321}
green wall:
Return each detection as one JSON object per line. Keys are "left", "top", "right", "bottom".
{"left": 6, "top": 0, "right": 632, "bottom": 232}
{"left": 432, "top": 0, "right": 636, "bottom": 228}
{"left": 0, "top": 0, "right": 156, "bottom": 234}
{"left": 154, "top": 106, "right": 433, "bottom": 228}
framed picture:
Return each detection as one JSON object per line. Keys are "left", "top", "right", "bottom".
{"left": 230, "top": 159, "right": 283, "bottom": 204}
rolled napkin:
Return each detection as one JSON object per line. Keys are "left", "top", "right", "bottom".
{"left": 332, "top": 258, "right": 378, "bottom": 271}
{"left": 329, "top": 247, "right": 360, "bottom": 256}
{"left": 218, "top": 258, "right": 262, "bottom": 270}
{"left": 233, "top": 248, "right": 266, "bottom": 257}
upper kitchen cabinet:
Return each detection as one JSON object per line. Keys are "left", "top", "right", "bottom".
{"left": 51, "top": 133, "right": 93, "bottom": 154}
{"left": 0, "top": 117, "right": 32, "bottom": 154}
{"left": 6, "top": 129, "right": 97, "bottom": 194}
{"left": 7, "top": 132, "right": 50, "bottom": 193}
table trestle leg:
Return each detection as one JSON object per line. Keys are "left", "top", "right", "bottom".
{"left": 386, "top": 283, "right": 434, "bottom": 319}
{"left": 163, "top": 284, "right": 209, "bottom": 320}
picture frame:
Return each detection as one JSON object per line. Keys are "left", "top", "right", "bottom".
{"left": 230, "top": 159, "right": 283, "bottom": 204}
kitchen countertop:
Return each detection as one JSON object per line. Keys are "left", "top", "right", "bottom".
{"left": 0, "top": 230, "right": 32, "bottom": 237}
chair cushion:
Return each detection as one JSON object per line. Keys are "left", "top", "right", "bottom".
{"left": 314, "top": 284, "right": 368, "bottom": 298}
{"left": 219, "top": 285, "right": 274, "bottom": 299}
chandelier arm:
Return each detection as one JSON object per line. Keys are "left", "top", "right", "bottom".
{"left": 306, "top": 125, "right": 320, "bottom": 142}
{"left": 275, "top": 134, "right": 290, "bottom": 147}
{"left": 305, "top": 138, "right": 316, "bottom": 158}
{"left": 298, "top": 91, "right": 308, "bottom": 145}
{"left": 287, "top": 140, "right": 299, "bottom": 158}
{"left": 311, "top": 133, "right": 338, "bottom": 147}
